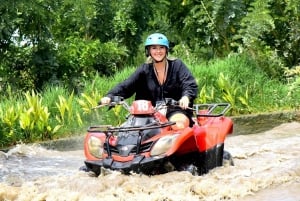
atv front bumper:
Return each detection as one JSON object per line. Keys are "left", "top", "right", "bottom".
{"left": 84, "top": 144, "right": 226, "bottom": 175}
{"left": 84, "top": 155, "right": 167, "bottom": 174}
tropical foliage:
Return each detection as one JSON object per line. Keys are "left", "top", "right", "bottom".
{"left": 1, "top": 0, "right": 300, "bottom": 148}
{"left": 1, "top": 0, "right": 300, "bottom": 93}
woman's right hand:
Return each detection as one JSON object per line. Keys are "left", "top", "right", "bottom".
{"left": 99, "top": 97, "right": 111, "bottom": 105}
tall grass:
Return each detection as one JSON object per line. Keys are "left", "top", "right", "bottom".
{"left": 0, "top": 54, "right": 299, "bottom": 148}
{"left": 189, "top": 54, "right": 296, "bottom": 113}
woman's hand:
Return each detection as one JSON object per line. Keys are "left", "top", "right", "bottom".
{"left": 99, "top": 97, "right": 111, "bottom": 105}
{"left": 179, "top": 96, "right": 189, "bottom": 109}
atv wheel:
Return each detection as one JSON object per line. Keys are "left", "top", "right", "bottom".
{"left": 177, "top": 163, "right": 199, "bottom": 176}
{"left": 80, "top": 165, "right": 101, "bottom": 177}
{"left": 185, "top": 164, "right": 199, "bottom": 176}
{"left": 223, "top": 150, "right": 234, "bottom": 166}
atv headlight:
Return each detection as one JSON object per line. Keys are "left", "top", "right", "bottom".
{"left": 150, "top": 134, "right": 179, "bottom": 156}
{"left": 87, "top": 136, "right": 104, "bottom": 158}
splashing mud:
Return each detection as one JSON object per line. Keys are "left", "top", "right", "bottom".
{"left": 1, "top": 122, "right": 300, "bottom": 201}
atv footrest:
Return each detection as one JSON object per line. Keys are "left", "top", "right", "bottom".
{"left": 103, "top": 158, "right": 113, "bottom": 168}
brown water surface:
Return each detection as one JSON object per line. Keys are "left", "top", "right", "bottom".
{"left": 0, "top": 122, "right": 300, "bottom": 201}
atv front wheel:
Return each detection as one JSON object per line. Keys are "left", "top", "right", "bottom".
{"left": 223, "top": 150, "right": 234, "bottom": 166}
{"left": 79, "top": 165, "right": 100, "bottom": 177}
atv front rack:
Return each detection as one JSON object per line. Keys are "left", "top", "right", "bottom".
{"left": 87, "top": 121, "right": 175, "bottom": 133}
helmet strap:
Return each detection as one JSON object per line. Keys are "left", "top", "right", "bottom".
{"left": 145, "top": 48, "right": 150, "bottom": 57}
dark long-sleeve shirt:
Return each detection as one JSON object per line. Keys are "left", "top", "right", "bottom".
{"left": 106, "top": 59, "right": 198, "bottom": 107}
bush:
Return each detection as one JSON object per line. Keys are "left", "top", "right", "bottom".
{"left": 56, "top": 36, "right": 128, "bottom": 91}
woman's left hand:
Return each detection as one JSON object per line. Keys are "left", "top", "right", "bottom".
{"left": 179, "top": 96, "right": 189, "bottom": 109}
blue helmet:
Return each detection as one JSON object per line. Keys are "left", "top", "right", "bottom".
{"left": 144, "top": 33, "right": 169, "bottom": 49}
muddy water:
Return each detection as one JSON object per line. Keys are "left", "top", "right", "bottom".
{"left": 1, "top": 122, "right": 300, "bottom": 201}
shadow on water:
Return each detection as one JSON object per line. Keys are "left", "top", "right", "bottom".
{"left": 231, "top": 110, "right": 300, "bottom": 135}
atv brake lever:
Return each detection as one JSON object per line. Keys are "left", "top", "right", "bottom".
{"left": 92, "top": 101, "right": 128, "bottom": 111}
{"left": 91, "top": 103, "right": 111, "bottom": 110}
{"left": 186, "top": 106, "right": 195, "bottom": 111}
{"left": 92, "top": 105, "right": 105, "bottom": 110}
{"left": 161, "top": 98, "right": 195, "bottom": 111}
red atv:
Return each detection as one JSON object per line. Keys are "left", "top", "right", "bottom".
{"left": 82, "top": 96, "right": 233, "bottom": 176}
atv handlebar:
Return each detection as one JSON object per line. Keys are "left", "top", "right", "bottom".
{"left": 155, "top": 98, "right": 194, "bottom": 111}
{"left": 93, "top": 96, "right": 230, "bottom": 117}
{"left": 92, "top": 96, "right": 130, "bottom": 111}
{"left": 93, "top": 96, "right": 194, "bottom": 111}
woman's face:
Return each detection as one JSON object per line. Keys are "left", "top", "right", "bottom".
{"left": 149, "top": 45, "right": 167, "bottom": 62}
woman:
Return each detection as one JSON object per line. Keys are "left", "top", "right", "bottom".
{"left": 100, "top": 33, "right": 198, "bottom": 126}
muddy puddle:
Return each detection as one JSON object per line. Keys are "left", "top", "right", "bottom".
{"left": 1, "top": 122, "right": 300, "bottom": 201}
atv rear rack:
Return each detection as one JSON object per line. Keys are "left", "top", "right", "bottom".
{"left": 194, "top": 103, "right": 231, "bottom": 117}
